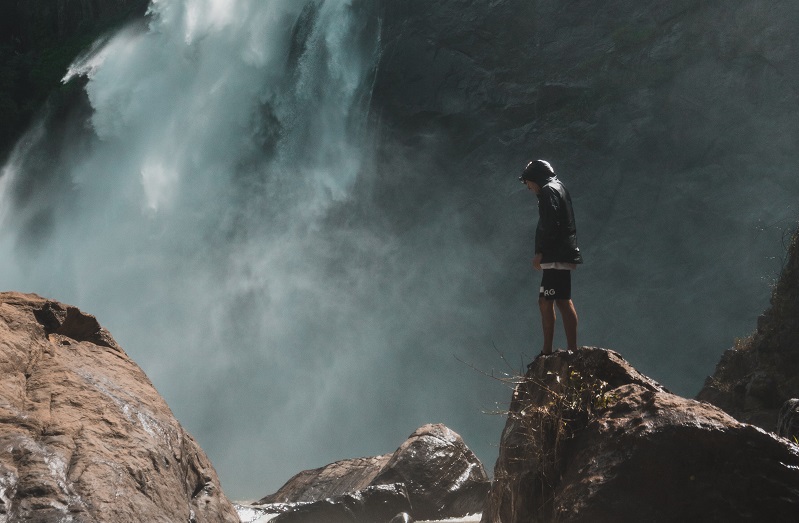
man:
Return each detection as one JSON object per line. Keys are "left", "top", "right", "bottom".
{"left": 519, "top": 159, "right": 583, "bottom": 355}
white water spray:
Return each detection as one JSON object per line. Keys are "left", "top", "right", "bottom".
{"left": 0, "top": 0, "right": 386, "bottom": 497}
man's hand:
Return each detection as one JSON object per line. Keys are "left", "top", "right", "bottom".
{"left": 533, "top": 253, "right": 543, "bottom": 271}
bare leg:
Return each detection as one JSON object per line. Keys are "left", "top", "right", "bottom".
{"left": 556, "top": 299, "right": 578, "bottom": 350}
{"left": 539, "top": 297, "right": 556, "bottom": 354}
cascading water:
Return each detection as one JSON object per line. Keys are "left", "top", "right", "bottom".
{"left": 0, "top": 0, "right": 402, "bottom": 498}
{"left": 4, "top": 0, "right": 799, "bottom": 508}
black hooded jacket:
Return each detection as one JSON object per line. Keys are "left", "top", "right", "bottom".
{"left": 535, "top": 176, "right": 583, "bottom": 265}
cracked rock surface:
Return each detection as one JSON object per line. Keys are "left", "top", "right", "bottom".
{"left": 255, "top": 423, "right": 489, "bottom": 521}
{"left": 0, "top": 292, "right": 239, "bottom": 523}
{"left": 482, "top": 347, "right": 799, "bottom": 523}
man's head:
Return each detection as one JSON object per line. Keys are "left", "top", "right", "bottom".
{"left": 519, "top": 159, "right": 555, "bottom": 191}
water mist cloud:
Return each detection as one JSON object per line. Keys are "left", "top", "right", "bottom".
{"left": 0, "top": 0, "right": 420, "bottom": 499}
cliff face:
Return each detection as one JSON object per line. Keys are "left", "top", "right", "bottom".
{"left": 483, "top": 347, "right": 799, "bottom": 522}
{"left": 374, "top": 0, "right": 799, "bottom": 169}
{"left": 698, "top": 226, "right": 799, "bottom": 429}
{"left": 0, "top": 292, "right": 239, "bottom": 523}
{"left": 0, "top": 0, "right": 150, "bottom": 159}
{"left": 367, "top": 0, "right": 799, "bottom": 393}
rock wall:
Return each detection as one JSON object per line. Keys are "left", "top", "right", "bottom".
{"left": 699, "top": 225, "right": 799, "bottom": 429}
{"left": 482, "top": 347, "right": 799, "bottom": 522}
{"left": 11, "top": 0, "right": 150, "bottom": 44}
{"left": 0, "top": 0, "right": 150, "bottom": 159}
{"left": 367, "top": 0, "right": 799, "bottom": 394}
{"left": 0, "top": 292, "right": 239, "bottom": 523}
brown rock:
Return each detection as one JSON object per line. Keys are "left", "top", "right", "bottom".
{"left": 256, "top": 423, "right": 489, "bottom": 521}
{"left": 698, "top": 226, "right": 799, "bottom": 429}
{"left": 0, "top": 292, "right": 239, "bottom": 523}
{"left": 482, "top": 347, "right": 799, "bottom": 522}
{"left": 778, "top": 399, "right": 799, "bottom": 442}
{"left": 258, "top": 455, "right": 393, "bottom": 505}
{"left": 269, "top": 483, "right": 412, "bottom": 523}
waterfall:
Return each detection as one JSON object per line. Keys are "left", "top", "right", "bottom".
{"left": 0, "top": 0, "right": 386, "bottom": 497}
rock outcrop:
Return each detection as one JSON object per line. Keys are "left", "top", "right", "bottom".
{"left": 778, "top": 398, "right": 799, "bottom": 442}
{"left": 270, "top": 484, "right": 412, "bottom": 523}
{"left": 698, "top": 226, "right": 799, "bottom": 430}
{"left": 258, "top": 454, "right": 393, "bottom": 505}
{"left": 0, "top": 292, "right": 239, "bottom": 523}
{"left": 482, "top": 347, "right": 799, "bottom": 522}
{"left": 367, "top": 0, "right": 799, "bottom": 399}
{"left": 253, "top": 423, "right": 489, "bottom": 522}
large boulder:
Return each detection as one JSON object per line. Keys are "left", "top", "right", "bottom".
{"left": 482, "top": 347, "right": 799, "bottom": 522}
{"left": 258, "top": 455, "right": 393, "bottom": 505}
{"left": 371, "top": 424, "right": 489, "bottom": 519}
{"left": 0, "top": 292, "right": 239, "bottom": 523}
{"left": 254, "top": 423, "right": 489, "bottom": 521}
{"left": 270, "top": 484, "right": 412, "bottom": 523}
{"left": 778, "top": 398, "right": 799, "bottom": 442}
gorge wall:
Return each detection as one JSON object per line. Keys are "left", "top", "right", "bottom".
{"left": 0, "top": 0, "right": 149, "bottom": 158}
{"left": 699, "top": 226, "right": 799, "bottom": 430}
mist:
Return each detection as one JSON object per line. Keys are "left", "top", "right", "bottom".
{"left": 2, "top": 0, "right": 798, "bottom": 502}
{"left": 0, "top": 0, "right": 514, "bottom": 500}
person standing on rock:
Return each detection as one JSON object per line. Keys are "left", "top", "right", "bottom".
{"left": 520, "top": 159, "right": 583, "bottom": 355}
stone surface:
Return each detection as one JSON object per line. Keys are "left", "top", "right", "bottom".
{"left": 258, "top": 455, "right": 393, "bottom": 505}
{"left": 254, "top": 423, "right": 489, "bottom": 521}
{"left": 698, "top": 227, "right": 799, "bottom": 430}
{"left": 482, "top": 347, "right": 799, "bottom": 522}
{"left": 0, "top": 0, "right": 151, "bottom": 157}
{"left": 371, "top": 424, "right": 489, "bottom": 520}
{"left": 388, "top": 512, "right": 413, "bottom": 523}
{"left": 0, "top": 292, "right": 239, "bottom": 523}
{"left": 269, "top": 483, "right": 411, "bottom": 523}
{"left": 778, "top": 399, "right": 799, "bottom": 442}
{"left": 366, "top": 0, "right": 799, "bottom": 398}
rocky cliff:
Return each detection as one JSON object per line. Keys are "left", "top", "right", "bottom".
{"left": 482, "top": 347, "right": 799, "bottom": 522}
{"left": 0, "top": 292, "right": 238, "bottom": 522}
{"left": 367, "top": 0, "right": 799, "bottom": 394}
{"left": 0, "top": 0, "right": 150, "bottom": 159}
{"left": 698, "top": 225, "right": 799, "bottom": 430}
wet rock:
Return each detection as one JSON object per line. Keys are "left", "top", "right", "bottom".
{"left": 0, "top": 292, "right": 239, "bottom": 523}
{"left": 388, "top": 512, "right": 413, "bottom": 523}
{"left": 778, "top": 399, "right": 799, "bottom": 442}
{"left": 699, "top": 228, "right": 799, "bottom": 430}
{"left": 255, "top": 423, "right": 489, "bottom": 521}
{"left": 258, "top": 455, "right": 392, "bottom": 505}
{"left": 33, "top": 300, "right": 118, "bottom": 349}
{"left": 482, "top": 347, "right": 799, "bottom": 523}
{"left": 372, "top": 424, "right": 489, "bottom": 520}
{"left": 269, "top": 483, "right": 411, "bottom": 523}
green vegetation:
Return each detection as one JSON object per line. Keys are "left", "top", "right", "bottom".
{"left": 480, "top": 362, "right": 619, "bottom": 522}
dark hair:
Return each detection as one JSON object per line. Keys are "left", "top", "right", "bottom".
{"left": 519, "top": 159, "right": 555, "bottom": 186}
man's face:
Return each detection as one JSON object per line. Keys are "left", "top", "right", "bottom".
{"left": 525, "top": 180, "right": 540, "bottom": 194}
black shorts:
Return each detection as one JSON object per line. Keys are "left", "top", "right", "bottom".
{"left": 539, "top": 269, "right": 572, "bottom": 301}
